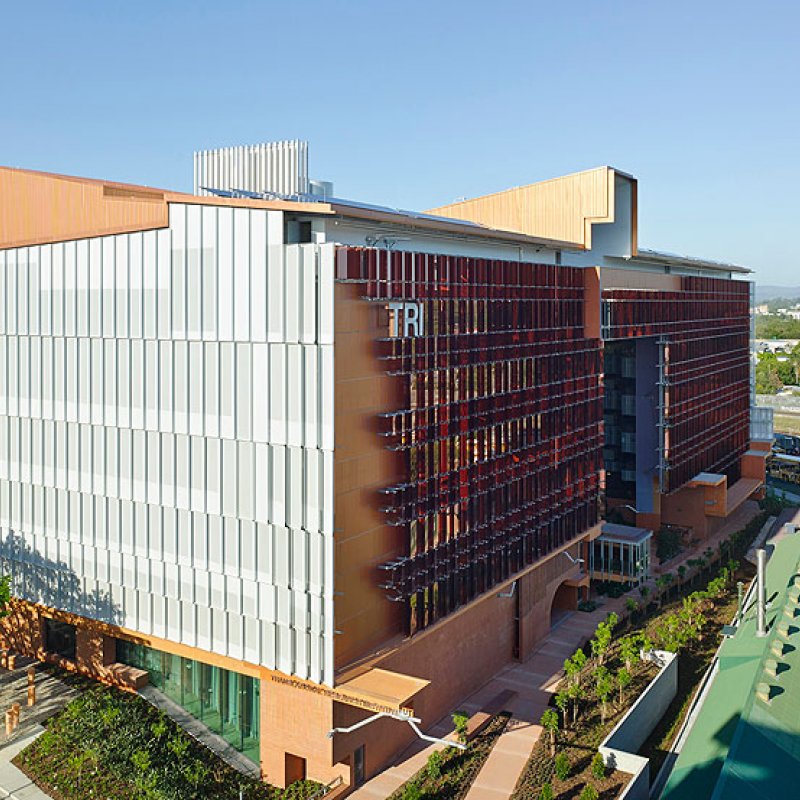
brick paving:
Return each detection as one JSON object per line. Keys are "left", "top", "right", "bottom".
{"left": 0, "top": 659, "right": 84, "bottom": 799}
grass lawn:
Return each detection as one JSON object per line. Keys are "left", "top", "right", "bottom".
{"left": 774, "top": 412, "right": 800, "bottom": 436}
{"left": 388, "top": 712, "right": 511, "bottom": 800}
{"left": 13, "top": 682, "right": 322, "bottom": 800}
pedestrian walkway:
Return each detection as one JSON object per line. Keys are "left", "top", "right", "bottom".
{"left": 0, "top": 659, "right": 85, "bottom": 799}
{"left": 139, "top": 684, "right": 261, "bottom": 779}
{"left": 0, "top": 660, "right": 82, "bottom": 753}
{"left": 0, "top": 726, "right": 51, "bottom": 800}
{"left": 351, "top": 500, "right": 763, "bottom": 800}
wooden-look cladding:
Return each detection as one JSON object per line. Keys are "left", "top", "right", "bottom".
{"left": 427, "top": 166, "right": 619, "bottom": 249}
{"left": 0, "top": 167, "right": 170, "bottom": 249}
{"left": 333, "top": 282, "right": 407, "bottom": 669}
{"left": 0, "top": 167, "right": 335, "bottom": 252}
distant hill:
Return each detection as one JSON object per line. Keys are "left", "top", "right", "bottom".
{"left": 755, "top": 285, "right": 800, "bottom": 303}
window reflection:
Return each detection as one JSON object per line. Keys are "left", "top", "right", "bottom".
{"left": 116, "top": 639, "right": 260, "bottom": 764}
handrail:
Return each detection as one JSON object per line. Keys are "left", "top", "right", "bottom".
{"left": 308, "top": 774, "right": 345, "bottom": 800}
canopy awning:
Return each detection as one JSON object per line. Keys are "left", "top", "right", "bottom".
{"left": 336, "top": 668, "right": 429, "bottom": 714}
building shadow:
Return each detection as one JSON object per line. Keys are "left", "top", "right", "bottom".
{"left": 0, "top": 530, "right": 123, "bottom": 646}
{"left": 663, "top": 710, "right": 794, "bottom": 799}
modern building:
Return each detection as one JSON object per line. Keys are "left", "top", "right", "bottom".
{"left": 0, "top": 145, "right": 770, "bottom": 792}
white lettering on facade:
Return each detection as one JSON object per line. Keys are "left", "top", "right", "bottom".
{"left": 387, "top": 302, "right": 425, "bottom": 338}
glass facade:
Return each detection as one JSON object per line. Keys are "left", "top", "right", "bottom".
{"left": 44, "top": 618, "right": 77, "bottom": 661}
{"left": 116, "top": 640, "right": 260, "bottom": 764}
{"left": 589, "top": 533, "right": 651, "bottom": 585}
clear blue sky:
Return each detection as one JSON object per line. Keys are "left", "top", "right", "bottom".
{"left": 2, "top": 1, "right": 798, "bottom": 284}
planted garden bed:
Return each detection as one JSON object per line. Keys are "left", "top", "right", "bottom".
{"left": 14, "top": 683, "right": 322, "bottom": 800}
{"left": 639, "top": 562, "right": 755, "bottom": 782}
{"left": 511, "top": 643, "right": 655, "bottom": 800}
{"left": 388, "top": 711, "right": 511, "bottom": 800}
{"left": 511, "top": 506, "right": 776, "bottom": 800}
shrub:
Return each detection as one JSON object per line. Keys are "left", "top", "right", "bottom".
{"left": 426, "top": 751, "right": 442, "bottom": 781}
{"left": 554, "top": 752, "right": 570, "bottom": 781}
{"left": 580, "top": 785, "right": 599, "bottom": 800}
{"left": 452, "top": 710, "right": 470, "bottom": 743}
{"left": 590, "top": 752, "right": 606, "bottom": 780}
{"left": 15, "top": 683, "right": 324, "bottom": 800}
{"left": 402, "top": 781, "right": 423, "bottom": 800}
{"left": 540, "top": 783, "right": 554, "bottom": 800}
{"left": 150, "top": 716, "right": 168, "bottom": 739}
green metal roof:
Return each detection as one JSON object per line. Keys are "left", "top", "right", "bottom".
{"left": 661, "top": 527, "right": 800, "bottom": 800}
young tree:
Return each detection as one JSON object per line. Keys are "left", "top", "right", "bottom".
{"left": 571, "top": 648, "right": 588, "bottom": 681}
{"left": 569, "top": 682, "right": 585, "bottom": 726}
{"left": 594, "top": 667, "right": 613, "bottom": 724}
{"left": 619, "top": 636, "right": 639, "bottom": 672}
{"left": 625, "top": 597, "right": 639, "bottom": 628}
{"left": 617, "top": 667, "right": 632, "bottom": 705}
{"left": 540, "top": 783, "right": 554, "bottom": 800}
{"left": 540, "top": 708, "right": 559, "bottom": 757}
{"left": 639, "top": 584, "right": 650, "bottom": 609}
{"left": 555, "top": 690, "right": 570, "bottom": 730}
{"left": 564, "top": 657, "right": 580, "bottom": 692}
{"left": 677, "top": 565, "right": 687, "bottom": 589}
{"left": 655, "top": 574, "right": 673, "bottom": 608}
{"left": 590, "top": 620, "right": 613, "bottom": 666}
{"left": 564, "top": 648, "right": 587, "bottom": 692}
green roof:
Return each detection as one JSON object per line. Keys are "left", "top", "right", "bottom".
{"left": 661, "top": 524, "right": 800, "bottom": 800}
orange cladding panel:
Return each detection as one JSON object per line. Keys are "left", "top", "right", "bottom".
{"left": 0, "top": 167, "right": 169, "bottom": 249}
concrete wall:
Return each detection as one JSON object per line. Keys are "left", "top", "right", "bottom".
{"left": 328, "top": 541, "right": 589, "bottom": 788}
{"left": 599, "top": 651, "right": 678, "bottom": 800}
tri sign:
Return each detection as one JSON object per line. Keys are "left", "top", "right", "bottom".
{"left": 387, "top": 301, "right": 425, "bottom": 338}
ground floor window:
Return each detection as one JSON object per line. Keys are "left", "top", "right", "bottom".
{"left": 44, "top": 618, "right": 77, "bottom": 661}
{"left": 116, "top": 640, "right": 260, "bottom": 764}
